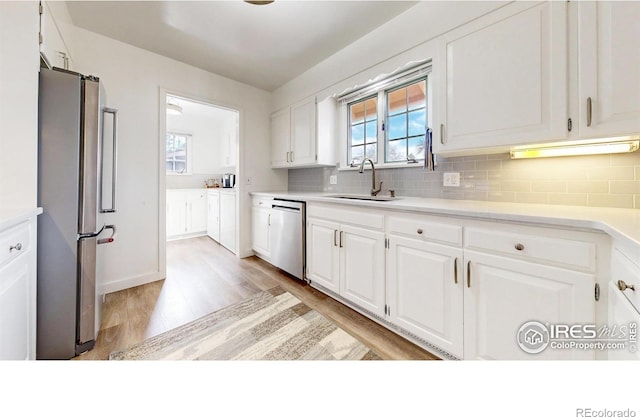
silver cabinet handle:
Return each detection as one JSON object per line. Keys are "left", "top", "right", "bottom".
{"left": 291, "top": 151, "right": 294, "bottom": 162}
{"left": 9, "top": 243, "right": 22, "bottom": 252}
{"left": 454, "top": 257, "right": 458, "bottom": 285}
{"left": 268, "top": 214, "right": 271, "bottom": 226}
{"left": 618, "top": 280, "right": 635, "bottom": 292}
{"left": 515, "top": 243, "right": 525, "bottom": 251}
{"left": 440, "top": 124, "right": 445, "bottom": 145}
{"left": 587, "top": 97, "right": 592, "bottom": 127}
{"left": 467, "top": 260, "right": 471, "bottom": 288}
{"left": 286, "top": 152, "right": 289, "bottom": 163}
{"left": 334, "top": 229, "right": 338, "bottom": 247}
{"left": 417, "top": 228, "right": 423, "bottom": 235}
{"left": 339, "top": 231, "right": 343, "bottom": 248}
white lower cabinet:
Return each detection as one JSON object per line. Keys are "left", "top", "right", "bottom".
{"left": 307, "top": 212, "right": 385, "bottom": 316}
{"left": 463, "top": 250, "right": 595, "bottom": 360}
{"left": 305, "top": 202, "right": 603, "bottom": 360}
{"left": 387, "top": 235, "right": 464, "bottom": 358}
{"left": 340, "top": 224, "right": 385, "bottom": 316}
{"left": 0, "top": 212, "right": 39, "bottom": 360}
{"left": 207, "top": 190, "right": 220, "bottom": 242}
{"left": 251, "top": 196, "right": 272, "bottom": 259}
{"left": 219, "top": 190, "right": 236, "bottom": 254}
{"left": 166, "top": 189, "right": 207, "bottom": 239}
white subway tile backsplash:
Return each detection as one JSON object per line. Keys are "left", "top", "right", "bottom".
{"left": 288, "top": 152, "right": 640, "bottom": 209}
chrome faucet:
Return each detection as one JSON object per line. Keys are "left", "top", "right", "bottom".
{"left": 358, "top": 158, "right": 383, "bottom": 196}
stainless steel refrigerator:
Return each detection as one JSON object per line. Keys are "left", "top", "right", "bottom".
{"left": 37, "top": 67, "right": 118, "bottom": 359}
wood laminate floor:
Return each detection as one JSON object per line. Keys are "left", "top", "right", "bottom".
{"left": 76, "top": 236, "right": 438, "bottom": 360}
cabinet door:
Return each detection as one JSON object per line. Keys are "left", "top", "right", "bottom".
{"left": 463, "top": 250, "right": 595, "bottom": 360}
{"left": 207, "top": 193, "right": 220, "bottom": 242}
{"left": 387, "top": 236, "right": 464, "bottom": 358}
{"left": 0, "top": 258, "right": 31, "bottom": 360}
{"left": 578, "top": 2, "right": 640, "bottom": 138}
{"left": 340, "top": 224, "right": 385, "bottom": 316}
{"left": 251, "top": 207, "right": 271, "bottom": 258}
{"left": 290, "top": 97, "right": 317, "bottom": 166}
{"left": 40, "top": 1, "right": 70, "bottom": 69}
{"left": 166, "top": 192, "right": 187, "bottom": 238}
{"left": 219, "top": 192, "right": 236, "bottom": 253}
{"left": 306, "top": 218, "right": 340, "bottom": 294}
{"left": 271, "top": 108, "right": 291, "bottom": 168}
{"left": 435, "top": 2, "right": 567, "bottom": 154}
{"left": 187, "top": 192, "right": 207, "bottom": 233}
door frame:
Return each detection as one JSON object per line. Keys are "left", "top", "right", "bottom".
{"left": 158, "top": 88, "right": 243, "bottom": 279}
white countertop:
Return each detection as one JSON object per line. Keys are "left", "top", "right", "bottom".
{"left": 0, "top": 207, "right": 43, "bottom": 231}
{"left": 251, "top": 190, "right": 640, "bottom": 251}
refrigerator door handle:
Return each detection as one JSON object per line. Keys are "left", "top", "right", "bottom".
{"left": 97, "top": 225, "right": 116, "bottom": 244}
{"left": 100, "top": 107, "right": 118, "bottom": 213}
{"left": 78, "top": 224, "right": 106, "bottom": 240}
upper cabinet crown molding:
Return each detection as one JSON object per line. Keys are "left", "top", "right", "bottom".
{"left": 577, "top": 1, "right": 640, "bottom": 139}
{"left": 434, "top": 1, "right": 568, "bottom": 156}
{"left": 271, "top": 96, "right": 337, "bottom": 169}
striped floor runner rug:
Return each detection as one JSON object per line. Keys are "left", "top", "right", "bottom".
{"left": 109, "top": 286, "right": 380, "bottom": 360}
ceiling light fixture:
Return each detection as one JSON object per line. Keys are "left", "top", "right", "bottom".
{"left": 244, "top": 1, "right": 275, "bottom": 5}
{"left": 510, "top": 137, "right": 640, "bottom": 159}
{"left": 166, "top": 102, "right": 182, "bottom": 115}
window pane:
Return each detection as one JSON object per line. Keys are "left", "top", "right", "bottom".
{"left": 351, "top": 145, "right": 364, "bottom": 163}
{"left": 386, "top": 139, "right": 407, "bottom": 162}
{"left": 388, "top": 88, "right": 406, "bottom": 116}
{"left": 388, "top": 114, "right": 406, "bottom": 140}
{"left": 350, "top": 101, "right": 365, "bottom": 125}
{"left": 365, "top": 121, "right": 377, "bottom": 144}
{"left": 365, "top": 97, "right": 377, "bottom": 121}
{"left": 365, "top": 144, "right": 377, "bottom": 161}
{"left": 166, "top": 161, "right": 174, "bottom": 172}
{"left": 351, "top": 124, "right": 364, "bottom": 145}
{"left": 175, "top": 137, "right": 186, "bottom": 150}
{"left": 408, "top": 81, "right": 426, "bottom": 111}
{"left": 408, "top": 136, "right": 426, "bottom": 160}
{"left": 408, "top": 109, "right": 426, "bottom": 136}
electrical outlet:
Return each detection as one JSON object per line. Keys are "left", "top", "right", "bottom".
{"left": 245, "top": 176, "right": 252, "bottom": 185}
{"left": 329, "top": 175, "right": 337, "bottom": 185}
{"left": 443, "top": 172, "right": 460, "bottom": 187}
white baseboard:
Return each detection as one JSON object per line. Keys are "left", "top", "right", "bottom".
{"left": 99, "top": 271, "right": 165, "bottom": 295}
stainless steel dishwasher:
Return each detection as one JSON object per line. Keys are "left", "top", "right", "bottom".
{"left": 269, "top": 199, "right": 306, "bottom": 281}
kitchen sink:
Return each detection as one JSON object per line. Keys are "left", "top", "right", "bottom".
{"left": 326, "top": 194, "right": 397, "bottom": 202}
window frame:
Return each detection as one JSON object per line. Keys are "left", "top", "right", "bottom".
{"left": 165, "top": 131, "right": 194, "bottom": 175}
{"left": 339, "top": 63, "right": 432, "bottom": 171}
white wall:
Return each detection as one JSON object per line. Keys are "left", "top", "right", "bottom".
{"left": 272, "top": 1, "right": 507, "bottom": 110}
{"left": 0, "top": 1, "right": 39, "bottom": 209}
{"left": 52, "top": 8, "right": 286, "bottom": 294}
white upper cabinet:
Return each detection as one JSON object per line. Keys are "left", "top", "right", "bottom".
{"left": 271, "top": 96, "right": 337, "bottom": 168}
{"left": 577, "top": 1, "right": 640, "bottom": 139}
{"left": 434, "top": 1, "right": 568, "bottom": 155}
{"left": 39, "top": 1, "right": 70, "bottom": 70}
{"left": 290, "top": 97, "right": 317, "bottom": 166}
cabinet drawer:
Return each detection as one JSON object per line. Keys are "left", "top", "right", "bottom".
{"left": 464, "top": 227, "right": 596, "bottom": 271}
{"left": 387, "top": 215, "right": 462, "bottom": 246}
{"left": 0, "top": 221, "right": 31, "bottom": 268}
{"left": 252, "top": 196, "right": 273, "bottom": 208}
{"left": 307, "top": 204, "right": 384, "bottom": 230}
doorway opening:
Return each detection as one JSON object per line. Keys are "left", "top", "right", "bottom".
{"left": 160, "top": 93, "right": 240, "bottom": 305}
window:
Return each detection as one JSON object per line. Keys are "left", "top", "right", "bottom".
{"left": 349, "top": 96, "right": 378, "bottom": 164}
{"left": 386, "top": 79, "right": 427, "bottom": 162}
{"left": 342, "top": 63, "right": 430, "bottom": 169}
{"left": 166, "top": 132, "right": 191, "bottom": 174}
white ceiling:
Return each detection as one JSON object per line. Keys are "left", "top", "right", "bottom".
{"left": 65, "top": 1, "right": 418, "bottom": 91}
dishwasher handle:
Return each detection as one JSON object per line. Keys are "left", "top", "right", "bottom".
{"left": 272, "top": 204, "right": 301, "bottom": 212}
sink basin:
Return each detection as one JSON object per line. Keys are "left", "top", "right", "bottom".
{"left": 327, "top": 194, "right": 397, "bottom": 202}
